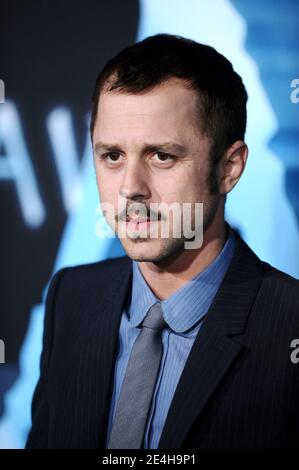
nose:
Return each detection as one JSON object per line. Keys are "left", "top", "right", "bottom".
{"left": 119, "top": 161, "right": 151, "bottom": 200}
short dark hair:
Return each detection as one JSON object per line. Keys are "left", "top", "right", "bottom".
{"left": 90, "top": 34, "right": 247, "bottom": 191}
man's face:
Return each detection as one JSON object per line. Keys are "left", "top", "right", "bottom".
{"left": 92, "top": 78, "right": 221, "bottom": 263}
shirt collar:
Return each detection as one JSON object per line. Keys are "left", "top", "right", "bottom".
{"left": 128, "top": 226, "right": 236, "bottom": 333}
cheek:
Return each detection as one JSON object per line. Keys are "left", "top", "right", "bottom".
{"left": 186, "top": 172, "right": 208, "bottom": 200}
{"left": 172, "top": 163, "right": 205, "bottom": 194}
{"left": 95, "top": 169, "right": 118, "bottom": 199}
{"left": 159, "top": 173, "right": 201, "bottom": 202}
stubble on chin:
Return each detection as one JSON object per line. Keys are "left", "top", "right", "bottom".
{"left": 120, "top": 233, "right": 186, "bottom": 265}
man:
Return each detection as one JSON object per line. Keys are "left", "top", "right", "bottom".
{"left": 26, "top": 34, "right": 299, "bottom": 449}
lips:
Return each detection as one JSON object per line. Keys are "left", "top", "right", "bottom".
{"left": 125, "top": 212, "right": 161, "bottom": 222}
{"left": 125, "top": 216, "right": 151, "bottom": 223}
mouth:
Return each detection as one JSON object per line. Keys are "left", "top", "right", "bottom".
{"left": 120, "top": 212, "right": 161, "bottom": 232}
{"left": 125, "top": 216, "right": 157, "bottom": 231}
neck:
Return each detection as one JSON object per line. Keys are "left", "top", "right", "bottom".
{"left": 137, "top": 219, "right": 228, "bottom": 300}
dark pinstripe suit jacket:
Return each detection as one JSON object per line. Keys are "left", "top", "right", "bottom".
{"left": 26, "top": 230, "right": 299, "bottom": 449}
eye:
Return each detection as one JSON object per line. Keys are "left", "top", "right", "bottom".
{"left": 152, "top": 152, "right": 174, "bottom": 163}
{"left": 101, "top": 152, "right": 122, "bottom": 163}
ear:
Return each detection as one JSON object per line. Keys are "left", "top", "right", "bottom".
{"left": 217, "top": 140, "right": 248, "bottom": 195}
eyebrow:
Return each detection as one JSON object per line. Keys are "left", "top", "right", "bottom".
{"left": 93, "top": 141, "right": 188, "bottom": 156}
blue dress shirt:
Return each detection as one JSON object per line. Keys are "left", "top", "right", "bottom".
{"left": 106, "top": 228, "right": 236, "bottom": 449}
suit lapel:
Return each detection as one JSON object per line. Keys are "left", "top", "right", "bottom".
{"left": 158, "top": 232, "right": 265, "bottom": 449}
{"left": 71, "top": 255, "right": 133, "bottom": 448}
{"left": 96, "top": 259, "right": 133, "bottom": 448}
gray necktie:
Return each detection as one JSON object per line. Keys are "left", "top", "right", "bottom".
{"left": 107, "top": 301, "right": 167, "bottom": 449}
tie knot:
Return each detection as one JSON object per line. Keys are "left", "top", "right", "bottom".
{"left": 142, "top": 302, "right": 166, "bottom": 332}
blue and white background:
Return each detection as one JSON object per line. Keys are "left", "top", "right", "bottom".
{"left": 0, "top": 0, "right": 298, "bottom": 448}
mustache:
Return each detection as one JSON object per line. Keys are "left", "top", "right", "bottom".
{"left": 117, "top": 202, "right": 163, "bottom": 222}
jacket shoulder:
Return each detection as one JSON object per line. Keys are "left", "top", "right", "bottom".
{"left": 50, "top": 255, "right": 132, "bottom": 297}
{"left": 262, "top": 261, "right": 299, "bottom": 291}
{"left": 258, "top": 261, "right": 299, "bottom": 319}
{"left": 65, "top": 255, "right": 131, "bottom": 274}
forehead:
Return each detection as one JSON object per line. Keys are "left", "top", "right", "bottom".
{"left": 93, "top": 79, "right": 201, "bottom": 143}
